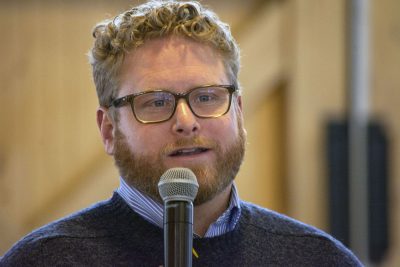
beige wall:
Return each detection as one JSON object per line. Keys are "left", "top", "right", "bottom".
{"left": 0, "top": 1, "right": 399, "bottom": 266}
{"left": 0, "top": 2, "right": 120, "bottom": 252}
{"left": 286, "top": 0, "right": 347, "bottom": 229}
{"left": 237, "top": 84, "right": 287, "bottom": 213}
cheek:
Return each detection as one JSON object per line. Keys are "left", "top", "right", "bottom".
{"left": 207, "top": 114, "right": 239, "bottom": 143}
{"left": 123, "top": 124, "right": 170, "bottom": 155}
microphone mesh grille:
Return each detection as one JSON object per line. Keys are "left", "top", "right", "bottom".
{"left": 158, "top": 168, "right": 199, "bottom": 202}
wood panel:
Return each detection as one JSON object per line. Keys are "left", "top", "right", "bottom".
{"left": 0, "top": 2, "right": 122, "bottom": 253}
{"left": 237, "top": 84, "right": 287, "bottom": 213}
{"left": 287, "top": 0, "right": 347, "bottom": 229}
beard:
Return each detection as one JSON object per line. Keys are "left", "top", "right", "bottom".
{"left": 113, "top": 115, "right": 246, "bottom": 206}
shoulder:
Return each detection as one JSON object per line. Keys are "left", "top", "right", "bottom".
{"left": 30, "top": 193, "right": 127, "bottom": 238}
{"left": 240, "top": 200, "right": 326, "bottom": 236}
{"left": 237, "top": 201, "right": 362, "bottom": 266}
{"left": 0, "top": 193, "right": 131, "bottom": 265}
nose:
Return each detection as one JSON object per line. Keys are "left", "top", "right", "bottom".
{"left": 172, "top": 99, "right": 200, "bottom": 136}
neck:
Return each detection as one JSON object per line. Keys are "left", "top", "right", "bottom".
{"left": 193, "top": 183, "right": 233, "bottom": 237}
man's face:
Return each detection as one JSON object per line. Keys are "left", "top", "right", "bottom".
{"left": 105, "top": 37, "right": 246, "bottom": 205}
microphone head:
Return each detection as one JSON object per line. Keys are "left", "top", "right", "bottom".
{"left": 158, "top": 168, "right": 199, "bottom": 202}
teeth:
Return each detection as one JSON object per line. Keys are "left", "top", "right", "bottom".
{"left": 179, "top": 148, "right": 197, "bottom": 153}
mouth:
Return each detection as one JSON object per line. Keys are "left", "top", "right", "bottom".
{"left": 168, "top": 147, "right": 210, "bottom": 157}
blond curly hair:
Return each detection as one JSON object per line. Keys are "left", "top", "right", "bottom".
{"left": 88, "top": 0, "right": 240, "bottom": 108}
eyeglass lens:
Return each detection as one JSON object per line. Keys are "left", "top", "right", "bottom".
{"left": 133, "top": 86, "right": 230, "bottom": 123}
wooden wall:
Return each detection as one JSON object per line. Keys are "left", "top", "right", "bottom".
{"left": 0, "top": 1, "right": 122, "bottom": 252}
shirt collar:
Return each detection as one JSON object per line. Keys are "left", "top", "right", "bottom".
{"left": 116, "top": 177, "right": 241, "bottom": 238}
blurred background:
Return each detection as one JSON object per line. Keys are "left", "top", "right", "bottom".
{"left": 0, "top": 0, "right": 399, "bottom": 265}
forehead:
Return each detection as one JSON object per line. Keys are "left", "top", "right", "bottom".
{"left": 118, "top": 36, "right": 228, "bottom": 93}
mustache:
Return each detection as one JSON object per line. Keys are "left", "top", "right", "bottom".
{"left": 161, "top": 136, "right": 219, "bottom": 155}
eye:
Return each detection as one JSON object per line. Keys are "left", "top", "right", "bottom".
{"left": 143, "top": 98, "right": 173, "bottom": 109}
{"left": 136, "top": 91, "right": 174, "bottom": 110}
{"left": 198, "top": 94, "right": 213, "bottom": 102}
{"left": 191, "top": 90, "right": 219, "bottom": 104}
{"left": 153, "top": 99, "right": 166, "bottom": 107}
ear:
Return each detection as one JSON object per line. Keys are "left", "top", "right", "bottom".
{"left": 97, "top": 107, "right": 115, "bottom": 155}
{"left": 235, "top": 95, "right": 243, "bottom": 112}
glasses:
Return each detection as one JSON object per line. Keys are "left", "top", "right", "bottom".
{"left": 109, "top": 84, "right": 237, "bottom": 124}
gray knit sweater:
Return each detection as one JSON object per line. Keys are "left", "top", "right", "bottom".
{"left": 1, "top": 192, "right": 362, "bottom": 266}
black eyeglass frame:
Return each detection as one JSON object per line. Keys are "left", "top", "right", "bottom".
{"left": 108, "top": 84, "right": 237, "bottom": 124}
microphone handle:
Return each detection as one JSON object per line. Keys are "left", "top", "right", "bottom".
{"left": 164, "top": 201, "right": 193, "bottom": 267}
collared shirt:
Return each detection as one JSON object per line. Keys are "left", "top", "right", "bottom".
{"left": 116, "top": 177, "right": 241, "bottom": 238}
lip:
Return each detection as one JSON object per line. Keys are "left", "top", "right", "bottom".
{"left": 168, "top": 147, "right": 210, "bottom": 157}
{"left": 164, "top": 145, "right": 215, "bottom": 168}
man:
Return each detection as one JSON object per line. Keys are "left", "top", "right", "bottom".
{"left": 1, "top": 0, "right": 362, "bottom": 266}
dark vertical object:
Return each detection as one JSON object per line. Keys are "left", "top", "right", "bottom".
{"left": 327, "top": 121, "right": 350, "bottom": 246}
{"left": 326, "top": 120, "right": 389, "bottom": 263}
{"left": 367, "top": 123, "right": 389, "bottom": 263}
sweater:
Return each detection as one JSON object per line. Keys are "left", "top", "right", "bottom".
{"left": 1, "top": 192, "right": 363, "bottom": 266}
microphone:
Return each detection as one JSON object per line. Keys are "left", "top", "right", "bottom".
{"left": 158, "top": 168, "right": 199, "bottom": 267}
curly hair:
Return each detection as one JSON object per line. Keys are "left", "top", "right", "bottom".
{"left": 88, "top": 0, "right": 241, "bottom": 108}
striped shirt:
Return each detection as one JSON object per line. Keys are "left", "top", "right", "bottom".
{"left": 116, "top": 177, "right": 241, "bottom": 238}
